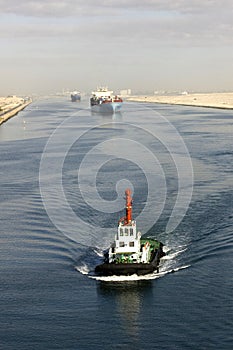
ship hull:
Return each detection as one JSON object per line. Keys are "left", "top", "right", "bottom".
{"left": 91, "top": 102, "right": 122, "bottom": 114}
{"left": 95, "top": 245, "right": 164, "bottom": 276}
{"left": 95, "top": 262, "right": 156, "bottom": 276}
{"left": 71, "top": 94, "right": 81, "bottom": 102}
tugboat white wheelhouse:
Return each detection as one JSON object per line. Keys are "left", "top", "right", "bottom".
{"left": 95, "top": 189, "right": 165, "bottom": 276}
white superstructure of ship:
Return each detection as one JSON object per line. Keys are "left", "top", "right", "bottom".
{"left": 90, "top": 87, "right": 123, "bottom": 114}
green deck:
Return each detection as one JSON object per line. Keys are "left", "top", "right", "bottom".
{"left": 140, "top": 238, "right": 161, "bottom": 250}
{"left": 112, "top": 238, "right": 161, "bottom": 264}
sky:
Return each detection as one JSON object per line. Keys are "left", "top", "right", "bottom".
{"left": 1, "top": 0, "right": 233, "bottom": 95}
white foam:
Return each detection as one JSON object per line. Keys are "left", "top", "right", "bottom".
{"left": 162, "top": 249, "right": 187, "bottom": 260}
{"left": 93, "top": 248, "right": 104, "bottom": 257}
{"left": 89, "top": 273, "right": 160, "bottom": 282}
{"left": 75, "top": 264, "right": 90, "bottom": 275}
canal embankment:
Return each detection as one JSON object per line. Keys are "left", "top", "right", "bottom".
{"left": 0, "top": 96, "right": 32, "bottom": 126}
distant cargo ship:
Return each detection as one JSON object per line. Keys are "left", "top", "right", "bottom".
{"left": 90, "top": 87, "right": 123, "bottom": 114}
{"left": 71, "top": 91, "right": 81, "bottom": 102}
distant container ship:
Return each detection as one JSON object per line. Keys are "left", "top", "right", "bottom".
{"left": 90, "top": 87, "right": 123, "bottom": 114}
{"left": 71, "top": 91, "right": 81, "bottom": 102}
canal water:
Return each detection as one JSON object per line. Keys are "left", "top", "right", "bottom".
{"left": 0, "top": 97, "right": 232, "bottom": 349}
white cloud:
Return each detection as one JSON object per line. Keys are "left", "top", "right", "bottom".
{"left": 1, "top": 0, "right": 233, "bottom": 94}
{"left": 1, "top": 7, "right": 233, "bottom": 48}
{"left": 0, "top": 0, "right": 233, "bottom": 17}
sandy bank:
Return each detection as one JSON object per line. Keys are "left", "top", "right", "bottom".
{"left": 127, "top": 92, "right": 233, "bottom": 110}
{"left": 0, "top": 96, "right": 32, "bottom": 125}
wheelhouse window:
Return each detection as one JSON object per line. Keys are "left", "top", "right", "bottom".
{"left": 130, "top": 228, "right": 134, "bottom": 236}
{"left": 124, "top": 228, "right": 128, "bottom": 236}
{"left": 120, "top": 228, "right": 124, "bottom": 236}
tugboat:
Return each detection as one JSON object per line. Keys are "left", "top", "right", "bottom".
{"left": 95, "top": 189, "right": 165, "bottom": 276}
{"left": 90, "top": 87, "right": 123, "bottom": 114}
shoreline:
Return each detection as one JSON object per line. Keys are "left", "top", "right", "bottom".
{"left": 127, "top": 92, "right": 233, "bottom": 110}
{"left": 0, "top": 97, "right": 32, "bottom": 126}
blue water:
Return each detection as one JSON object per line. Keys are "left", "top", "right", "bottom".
{"left": 0, "top": 98, "right": 233, "bottom": 350}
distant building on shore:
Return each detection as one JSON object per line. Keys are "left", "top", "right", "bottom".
{"left": 120, "top": 89, "right": 131, "bottom": 96}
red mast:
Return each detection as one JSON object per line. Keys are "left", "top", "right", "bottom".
{"left": 118, "top": 189, "right": 133, "bottom": 225}
{"left": 125, "top": 188, "right": 132, "bottom": 224}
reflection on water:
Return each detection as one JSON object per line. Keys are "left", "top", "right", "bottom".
{"left": 97, "top": 112, "right": 123, "bottom": 126}
{"left": 97, "top": 281, "right": 152, "bottom": 338}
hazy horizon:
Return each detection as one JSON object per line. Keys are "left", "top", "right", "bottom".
{"left": 1, "top": 0, "right": 233, "bottom": 96}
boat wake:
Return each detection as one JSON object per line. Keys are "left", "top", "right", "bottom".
{"left": 75, "top": 246, "right": 104, "bottom": 276}
{"left": 75, "top": 244, "right": 190, "bottom": 282}
{"left": 89, "top": 264, "right": 190, "bottom": 282}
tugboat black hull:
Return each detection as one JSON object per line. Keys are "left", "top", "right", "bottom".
{"left": 95, "top": 262, "right": 156, "bottom": 276}
{"left": 95, "top": 245, "right": 165, "bottom": 276}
